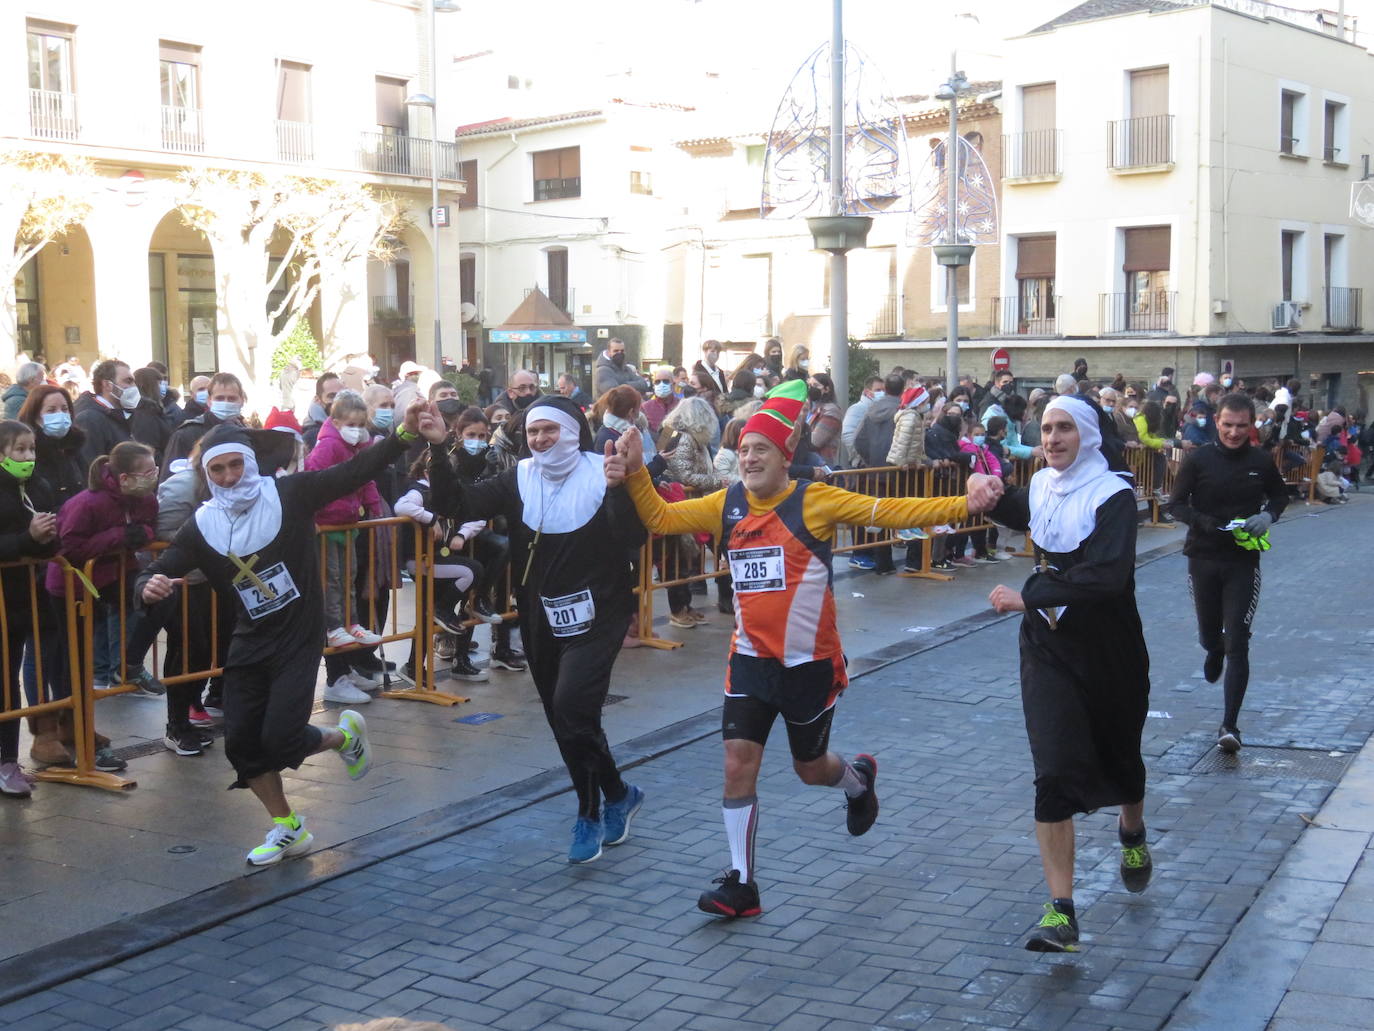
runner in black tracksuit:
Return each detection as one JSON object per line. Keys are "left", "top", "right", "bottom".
{"left": 1168, "top": 394, "right": 1287, "bottom": 753}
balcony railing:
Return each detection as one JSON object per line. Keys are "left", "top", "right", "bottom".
{"left": 276, "top": 120, "right": 314, "bottom": 163}
{"left": 358, "top": 132, "right": 459, "bottom": 180}
{"left": 370, "top": 295, "right": 413, "bottom": 329}
{"left": 990, "top": 296, "right": 1061, "bottom": 337}
{"left": 1323, "top": 145, "right": 1343, "bottom": 163}
{"left": 1325, "top": 286, "right": 1362, "bottom": 331}
{"left": 1108, "top": 114, "right": 1173, "bottom": 169}
{"left": 1002, "top": 129, "right": 1061, "bottom": 178}
{"left": 854, "top": 295, "right": 898, "bottom": 337}
{"left": 161, "top": 105, "right": 204, "bottom": 153}
{"left": 1100, "top": 290, "right": 1176, "bottom": 334}
{"left": 28, "top": 88, "right": 78, "bottom": 140}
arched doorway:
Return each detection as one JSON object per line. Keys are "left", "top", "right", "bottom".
{"left": 22, "top": 223, "right": 96, "bottom": 370}
{"left": 148, "top": 209, "right": 215, "bottom": 390}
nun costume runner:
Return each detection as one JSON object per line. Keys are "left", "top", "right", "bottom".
{"left": 987, "top": 394, "right": 1152, "bottom": 952}
{"left": 605, "top": 381, "right": 1002, "bottom": 918}
{"left": 426, "top": 396, "right": 647, "bottom": 864}
{"left": 135, "top": 417, "right": 419, "bottom": 865}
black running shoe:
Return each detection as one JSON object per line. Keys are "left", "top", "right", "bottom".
{"left": 490, "top": 647, "right": 527, "bottom": 672}
{"left": 845, "top": 754, "right": 879, "bottom": 836}
{"left": 449, "top": 655, "right": 489, "bottom": 683}
{"left": 1024, "top": 902, "right": 1079, "bottom": 952}
{"left": 697, "top": 870, "right": 762, "bottom": 918}
{"left": 1203, "top": 651, "right": 1224, "bottom": 683}
{"left": 1120, "top": 840, "right": 1153, "bottom": 894}
{"left": 1217, "top": 725, "right": 1242, "bottom": 754}
{"left": 163, "top": 724, "right": 202, "bottom": 757}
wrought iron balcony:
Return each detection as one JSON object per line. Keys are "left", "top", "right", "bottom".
{"left": 855, "top": 295, "right": 898, "bottom": 338}
{"left": 1002, "top": 129, "right": 1061, "bottom": 179}
{"left": 161, "top": 105, "right": 204, "bottom": 153}
{"left": 28, "top": 88, "right": 78, "bottom": 140}
{"left": 358, "top": 132, "right": 460, "bottom": 180}
{"left": 370, "top": 295, "right": 413, "bottom": 328}
{"left": 1107, "top": 114, "right": 1173, "bottom": 169}
{"left": 1100, "top": 290, "right": 1175, "bottom": 334}
{"left": 1325, "top": 286, "right": 1362, "bottom": 331}
{"left": 990, "top": 296, "right": 1061, "bottom": 337}
{"left": 276, "top": 120, "right": 314, "bottom": 163}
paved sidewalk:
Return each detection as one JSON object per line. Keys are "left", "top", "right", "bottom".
{"left": 3, "top": 498, "right": 1373, "bottom": 1030}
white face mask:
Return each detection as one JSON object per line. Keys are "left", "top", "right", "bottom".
{"left": 1125, "top": 406, "right": 1138, "bottom": 419}
{"left": 119, "top": 384, "right": 141, "bottom": 410}
{"left": 752, "top": 383, "right": 766, "bottom": 399}
{"left": 340, "top": 425, "right": 368, "bottom": 446}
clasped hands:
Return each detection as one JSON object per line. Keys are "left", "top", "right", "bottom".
{"left": 603, "top": 428, "right": 644, "bottom": 487}
{"left": 965, "top": 473, "right": 1004, "bottom": 514}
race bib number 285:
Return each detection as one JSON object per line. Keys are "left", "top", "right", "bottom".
{"left": 729, "top": 546, "right": 786, "bottom": 593}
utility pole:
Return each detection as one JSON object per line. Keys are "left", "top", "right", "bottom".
{"left": 933, "top": 57, "right": 973, "bottom": 388}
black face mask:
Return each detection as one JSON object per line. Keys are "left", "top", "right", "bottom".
{"left": 513, "top": 392, "right": 536, "bottom": 410}
{"left": 610, "top": 352, "right": 626, "bottom": 367}
{"left": 437, "top": 399, "right": 465, "bottom": 421}
{"left": 941, "top": 415, "right": 963, "bottom": 433}
{"left": 807, "top": 386, "right": 823, "bottom": 403}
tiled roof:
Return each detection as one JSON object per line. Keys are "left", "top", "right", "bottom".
{"left": 1032, "top": 0, "right": 1193, "bottom": 33}
{"left": 454, "top": 110, "right": 603, "bottom": 138}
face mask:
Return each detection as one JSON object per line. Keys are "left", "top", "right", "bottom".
{"left": 372, "top": 408, "right": 394, "bottom": 429}
{"left": 461, "top": 438, "right": 488, "bottom": 455}
{"left": 195, "top": 389, "right": 209, "bottom": 405}
{"left": 798, "top": 358, "right": 809, "bottom": 370}
{"left": 122, "top": 471, "right": 157, "bottom": 496}
{"left": 752, "top": 383, "right": 766, "bottom": 399}
{"left": 340, "top": 425, "right": 368, "bottom": 446}
{"left": 958, "top": 400, "right": 970, "bottom": 412}
{"left": 1222, "top": 378, "right": 1232, "bottom": 388}
{"left": 752, "top": 367, "right": 765, "bottom": 377}
{"left": 941, "top": 415, "right": 963, "bottom": 432}
{"left": 119, "top": 384, "right": 141, "bottom": 410}
{"left": 210, "top": 400, "right": 242, "bottom": 420}
{"left": 1125, "top": 406, "right": 1138, "bottom": 419}
{"left": 603, "top": 413, "right": 631, "bottom": 433}
{"left": 807, "top": 386, "right": 823, "bottom": 402}
{"left": 653, "top": 382, "right": 672, "bottom": 398}
{"left": 972, "top": 435, "right": 986, "bottom": 447}
{"left": 41, "top": 412, "right": 71, "bottom": 438}
{"left": 1195, "top": 416, "right": 1208, "bottom": 428}
{"left": 514, "top": 392, "right": 536, "bottom": 410}
{"left": 1103, "top": 404, "right": 1115, "bottom": 413}
{"left": 1, "top": 456, "right": 34, "bottom": 481}
{"left": 159, "top": 381, "right": 168, "bottom": 397}
{"left": 610, "top": 352, "right": 626, "bottom": 367}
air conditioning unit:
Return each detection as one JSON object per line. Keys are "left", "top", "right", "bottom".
{"left": 1271, "top": 301, "right": 1301, "bottom": 332}
{"left": 459, "top": 301, "right": 479, "bottom": 324}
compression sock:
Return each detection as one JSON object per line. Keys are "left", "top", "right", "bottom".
{"left": 832, "top": 757, "right": 867, "bottom": 798}
{"left": 722, "top": 795, "right": 758, "bottom": 882}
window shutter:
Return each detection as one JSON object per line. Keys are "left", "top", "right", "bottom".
{"left": 1123, "top": 227, "right": 1170, "bottom": 272}
{"left": 375, "top": 77, "right": 406, "bottom": 129}
{"left": 532, "top": 149, "right": 562, "bottom": 181}
{"left": 277, "top": 62, "right": 310, "bottom": 122}
{"left": 1015, "top": 236, "right": 1056, "bottom": 279}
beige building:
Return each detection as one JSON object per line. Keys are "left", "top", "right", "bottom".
{"left": 3, "top": 0, "right": 469, "bottom": 401}
{"left": 988, "top": 0, "right": 1374, "bottom": 406}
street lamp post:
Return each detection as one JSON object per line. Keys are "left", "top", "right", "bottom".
{"left": 933, "top": 61, "right": 973, "bottom": 389}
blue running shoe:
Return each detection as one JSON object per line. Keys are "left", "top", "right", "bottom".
{"left": 603, "top": 784, "right": 644, "bottom": 846}
{"left": 848, "top": 555, "right": 876, "bottom": 570}
{"left": 568, "top": 817, "right": 604, "bottom": 864}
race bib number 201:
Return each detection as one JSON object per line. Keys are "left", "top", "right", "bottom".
{"left": 541, "top": 589, "right": 595, "bottom": 637}
{"left": 729, "top": 546, "right": 786, "bottom": 593}
{"left": 234, "top": 561, "right": 299, "bottom": 621}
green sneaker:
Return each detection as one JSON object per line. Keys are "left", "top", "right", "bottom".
{"left": 246, "top": 815, "right": 313, "bottom": 866}
{"left": 336, "top": 710, "right": 371, "bottom": 781}
{"left": 1120, "top": 840, "right": 1153, "bottom": 894}
{"left": 1024, "top": 902, "right": 1079, "bottom": 952}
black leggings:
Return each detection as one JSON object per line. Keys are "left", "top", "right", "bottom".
{"left": 523, "top": 607, "right": 631, "bottom": 820}
{"left": 1188, "top": 555, "right": 1262, "bottom": 728}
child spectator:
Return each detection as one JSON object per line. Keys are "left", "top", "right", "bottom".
{"left": 306, "top": 393, "right": 386, "bottom": 652}
{"left": 951, "top": 423, "right": 1003, "bottom": 564}
{"left": 1316, "top": 459, "right": 1350, "bottom": 504}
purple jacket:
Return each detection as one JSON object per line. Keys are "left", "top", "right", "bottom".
{"left": 47, "top": 466, "right": 158, "bottom": 595}
{"left": 305, "top": 419, "right": 383, "bottom": 527}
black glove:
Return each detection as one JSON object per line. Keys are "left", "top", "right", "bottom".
{"left": 124, "top": 523, "right": 149, "bottom": 548}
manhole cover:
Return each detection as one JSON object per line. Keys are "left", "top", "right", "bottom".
{"left": 1191, "top": 745, "right": 1353, "bottom": 781}
{"left": 603, "top": 694, "right": 627, "bottom": 707}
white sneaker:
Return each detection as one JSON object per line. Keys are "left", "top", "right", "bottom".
{"left": 323, "top": 676, "right": 372, "bottom": 704}
{"left": 325, "top": 627, "right": 354, "bottom": 648}
{"left": 336, "top": 710, "right": 371, "bottom": 781}
{"left": 347, "top": 624, "right": 384, "bottom": 646}
{"left": 246, "top": 816, "right": 314, "bottom": 866}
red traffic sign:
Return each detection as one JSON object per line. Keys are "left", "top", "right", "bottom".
{"left": 992, "top": 348, "right": 1011, "bottom": 372}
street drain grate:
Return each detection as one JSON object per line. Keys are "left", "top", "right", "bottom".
{"left": 1190, "top": 745, "right": 1353, "bottom": 781}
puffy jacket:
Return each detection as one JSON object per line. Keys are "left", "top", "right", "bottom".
{"left": 887, "top": 408, "right": 928, "bottom": 467}
{"left": 958, "top": 438, "right": 1002, "bottom": 477}
{"left": 73, "top": 392, "right": 132, "bottom": 473}
{"left": 2, "top": 384, "right": 30, "bottom": 420}
{"left": 47, "top": 465, "right": 157, "bottom": 594}
{"left": 713, "top": 447, "right": 740, "bottom": 485}
{"left": 305, "top": 419, "right": 383, "bottom": 526}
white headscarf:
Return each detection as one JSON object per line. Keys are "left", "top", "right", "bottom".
{"left": 1028, "top": 395, "right": 1132, "bottom": 553}
{"left": 194, "top": 444, "right": 283, "bottom": 556}
{"left": 516, "top": 402, "right": 606, "bottom": 533}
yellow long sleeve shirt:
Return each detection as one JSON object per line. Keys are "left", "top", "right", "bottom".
{"left": 624, "top": 466, "right": 969, "bottom": 541}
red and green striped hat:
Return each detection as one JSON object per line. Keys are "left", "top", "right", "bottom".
{"left": 741, "top": 379, "right": 808, "bottom": 460}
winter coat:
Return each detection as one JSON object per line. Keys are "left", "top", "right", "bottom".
{"left": 0, "top": 468, "right": 59, "bottom": 610}
{"left": 305, "top": 419, "right": 383, "bottom": 527}
{"left": 73, "top": 392, "right": 132, "bottom": 472}
{"left": 642, "top": 394, "right": 679, "bottom": 434}
{"left": 47, "top": 465, "right": 157, "bottom": 594}
{"left": 593, "top": 352, "right": 649, "bottom": 396}
{"left": 853, "top": 393, "right": 901, "bottom": 467}
{"left": 1134, "top": 414, "right": 1168, "bottom": 450}
{"left": 982, "top": 402, "right": 1035, "bottom": 460}
{"left": 161, "top": 409, "right": 243, "bottom": 482}
{"left": 713, "top": 447, "right": 740, "bottom": 485}
{"left": 663, "top": 431, "right": 721, "bottom": 493}
{"left": 808, "top": 402, "right": 843, "bottom": 464}
{"left": 33, "top": 423, "right": 87, "bottom": 511}
{"left": 129, "top": 397, "right": 174, "bottom": 463}
{"left": 162, "top": 391, "right": 188, "bottom": 428}
{"left": 2, "top": 384, "right": 30, "bottom": 420}
{"left": 155, "top": 467, "right": 207, "bottom": 584}
{"left": 692, "top": 360, "right": 729, "bottom": 396}
{"left": 958, "top": 438, "right": 1003, "bottom": 477}
{"left": 1110, "top": 408, "right": 1140, "bottom": 446}
{"left": 887, "top": 408, "right": 928, "bottom": 467}
{"left": 716, "top": 389, "right": 754, "bottom": 421}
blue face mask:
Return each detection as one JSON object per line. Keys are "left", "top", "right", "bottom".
{"left": 958, "top": 400, "right": 970, "bottom": 412}
{"left": 972, "top": 434, "right": 986, "bottom": 447}
{"left": 373, "top": 408, "right": 394, "bottom": 429}
{"left": 41, "top": 411, "right": 72, "bottom": 438}
{"left": 195, "top": 389, "right": 209, "bottom": 405}
{"left": 461, "top": 438, "right": 488, "bottom": 455}
{"left": 210, "top": 400, "right": 242, "bottom": 420}
{"left": 1195, "top": 416, "right": 1208, "bottom": 428}
{"left": 1103, "top": 404, "right": 1115, "bottom": 413}
{"left": 159, "top": 381, "right": 168, "bottom": 397}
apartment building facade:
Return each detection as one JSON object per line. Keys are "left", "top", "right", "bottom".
{"left": 991, "top": 0, "right": 1374, "bottom": 406}
{"left": 3, "top": 0, "right": 467, "bottom": 397}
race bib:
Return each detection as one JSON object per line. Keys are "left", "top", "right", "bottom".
{"left": 729, "top": 546, "right": 786, "bottom": 593}
{"left": 234, "top": 561, "right": 300, "bottom": 621}
{"left": 541, "top": 589, "right": 595, "bottom": 637}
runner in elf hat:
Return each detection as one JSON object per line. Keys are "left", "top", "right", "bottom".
{"left": 605, "top": 380, "right": 1005, "bottom": 918}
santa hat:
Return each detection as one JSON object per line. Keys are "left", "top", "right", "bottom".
{"left": 264, "top": 407, "right": 303, "bottom": 438}
{"left": 901, "top": 385, "right": 930, "bottom": 411}
{"left": 741, "top": 380, "right": 808, "bottom": 460}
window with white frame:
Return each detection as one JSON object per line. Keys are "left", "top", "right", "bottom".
{"left": 1323, "top": 95, "right": 1349, "bottom": 164}
{"left": 1281, "top": 228, "right": 1306, "bottom": 302}
{"left": 1279, "top": 83, "right": 1309, "bottom": 156}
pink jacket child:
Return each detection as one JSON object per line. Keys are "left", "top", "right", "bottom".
{"left": 305, "top": 418, "right": 383, "bottom": 526}
{"left": 46, "top": 464, "right": 158, "bottom": 596}
{"left": 957, "top": 437, "right": 1003, "bottom": 478}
